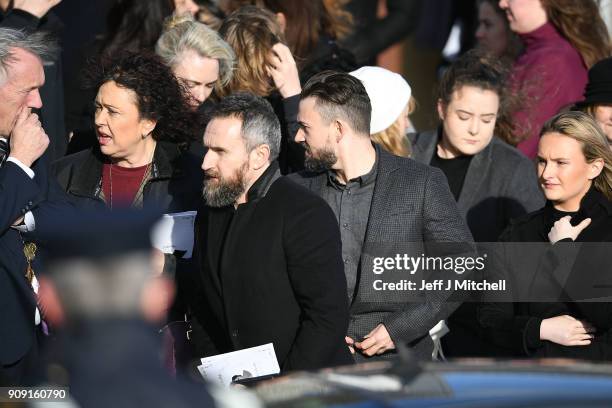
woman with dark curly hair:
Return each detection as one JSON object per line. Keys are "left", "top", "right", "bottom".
{"left": 53, "top": 52, "right": 202, "bottom": 212}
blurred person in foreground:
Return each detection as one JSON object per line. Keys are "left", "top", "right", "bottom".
{"left": 192, "top": 92, "right": 353, "bottom": 371}
{"left": 37, "top": 208, "right": 219, "bottom": 407}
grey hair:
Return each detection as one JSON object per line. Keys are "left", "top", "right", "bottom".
{"left": 48, "top": 251, "right": 154, "bottom": 320}
{"left": 0, "top": 28, "right": 57, "bottom": 83}
{"left": 209, "top": 92, "right": 281, "bottom": 161}
{"left": 156, "top": 14, "right": 235, "bottom": 88}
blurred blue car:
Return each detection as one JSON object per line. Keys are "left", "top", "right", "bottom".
{"left": 253, "top": 359, "right": 612, "bottom": 407}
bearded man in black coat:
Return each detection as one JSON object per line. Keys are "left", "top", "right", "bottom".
{"left": 191, "top": 92, "right": 353, "bottom": 371}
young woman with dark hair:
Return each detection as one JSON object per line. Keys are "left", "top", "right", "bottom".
{"left": 409, "top": 50, "right": 544, "bottom": 357}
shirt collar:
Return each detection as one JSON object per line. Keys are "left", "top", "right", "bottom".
{"left": 326, "top": 147, "right": 378, "bottom": 190}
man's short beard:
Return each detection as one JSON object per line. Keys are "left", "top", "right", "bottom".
{"left": 303, "top": 145, "right": 337, "bottom": 172}
{"left": 203, "top": 164, "right": 248, "bottom": 207}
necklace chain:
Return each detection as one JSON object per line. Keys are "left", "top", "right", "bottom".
{"left": 108, "top": 147, "right": 155, "bottom": 209}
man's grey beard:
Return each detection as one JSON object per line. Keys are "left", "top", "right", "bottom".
{"left": 203, "top": 165, "right": 247, "bottom": 207}
{"left": 303, "top": 145, "right": 337, "bottom": 172}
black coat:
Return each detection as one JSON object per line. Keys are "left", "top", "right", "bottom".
{"left": 192, "top": 162, "right": 353, "bottom": 371}
{"left": 52, "top": 141, "right": 203, "bottom": 213}
{"left": 0, "top": 154, "right": 73, "bottom": 383}
{"left": 479, "top": 187, "right": 612, "bottom": 360}
{"left": 47, "top": 319, "right": 215, "bottom": 408}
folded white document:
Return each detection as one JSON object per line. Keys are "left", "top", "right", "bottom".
{"left": 151, "top": 211, "right": 197, "bottom": 258}
{"left": 197, "top": 343, "right": 280, "bottom": 387}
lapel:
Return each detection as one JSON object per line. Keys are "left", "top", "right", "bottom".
{"left": 456, "top": 141, "right": 492, "bottom": 213}
{"left": 363, "top": 145, "right": 401, "bottom": 243}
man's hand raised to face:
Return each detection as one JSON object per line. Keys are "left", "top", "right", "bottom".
{"left": 9, "top": 107, "right": 49, "bottom": 168}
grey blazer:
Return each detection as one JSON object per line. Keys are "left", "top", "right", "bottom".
{"left": 289, "top": 145, "right": 473, "bottom": 360}
{"left": 409, "top": 130, "right": 545, "bottom": 241}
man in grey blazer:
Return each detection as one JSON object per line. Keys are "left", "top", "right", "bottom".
{"left": 290, "top": 71, "right": 473, "bottom": 361}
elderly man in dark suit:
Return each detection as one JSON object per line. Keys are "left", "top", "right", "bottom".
{"left": 0, "top": 28, "right": 70, "bottom": 385}
{"left": 192, "top": 92, "right": 352, "bottom": 371}
{"left": 291, "top": 71, "right": 473, "bottom": 361}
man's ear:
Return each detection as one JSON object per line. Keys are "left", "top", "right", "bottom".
{"left": 250, "top": 144, "right": 271, "bottom": 170}
{"left": 333, "top": 119, "right": 346, "bottom": 143}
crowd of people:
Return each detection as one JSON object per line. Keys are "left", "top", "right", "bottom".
{"left": 1, "top": 0, "right": 612, "bottom": 405}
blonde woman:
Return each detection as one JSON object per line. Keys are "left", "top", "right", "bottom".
{"left": 156, "top": 14, "right": 235, "bottom": 109}
{"left": 481, "top": 111, "right": 612, "bottom": 361}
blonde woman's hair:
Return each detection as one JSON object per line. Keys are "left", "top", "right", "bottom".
{"left": 541, "top": 111, "right": 612, "bottom": 201}
{"left": 371, "top": 96, "right": 416, "bottom": 158}
{"left": 156, "top": 14, "right": 235, "bottom": 90}
{"left": 218, "top": 5, "right": 285, "bottom": 97}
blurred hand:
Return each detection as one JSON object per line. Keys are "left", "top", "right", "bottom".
{"left": 267, "top": 43, "right": 301, "bottom": 98}
{"left": 13, "top": 0, "right": 62, "bottom": 18}
{"left": 540, "top": 315, "right": 595, "bottom": 346}
{"left": 151, "top": 248, "right": 166, "bottom": 276}
{"left": 354, "top": 324, "right": 395, "bottom": 357}
{"left": 548, "top": 216, "right": 591, "bottom": 244}
{"left": 9, "top": 108, "right": 49, "bottom": 168}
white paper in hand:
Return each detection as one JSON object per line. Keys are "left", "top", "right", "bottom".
{"left": 151, "top": 211, "right": 197, "bottom": 258}
{"left": 196, "top": 343, "right": 280, "bottom": 387}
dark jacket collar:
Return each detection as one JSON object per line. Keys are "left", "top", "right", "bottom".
{"left": 68, "top": 141, "right": 184, "bottom": 198}
{"left": 541, "top": 186, "right": 612, "bottom": 238}
{"left": 246, "top": 160, "right": 281, "bottom": 202}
